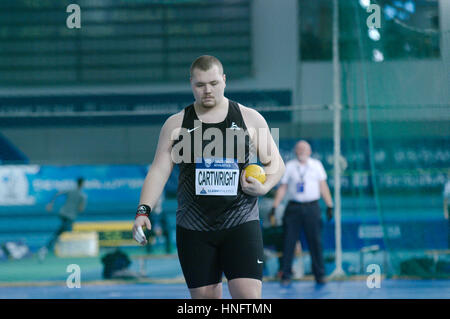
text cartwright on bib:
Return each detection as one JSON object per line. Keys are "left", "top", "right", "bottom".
{"left": 195, "top": 158, "right": 239, "bottom": 196}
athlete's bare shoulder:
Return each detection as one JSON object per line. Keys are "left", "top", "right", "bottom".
{"left": 238, "top": 103, "right": 268, "bottom": 129}
{"left": 161, "top": 109, "right": 184, "bottom": 139}
{"left": 164, "top": 109, "right": 184, "bottom": 129}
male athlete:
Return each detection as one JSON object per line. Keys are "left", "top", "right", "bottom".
{"left": 132, "top": 55, "right": 285, "bottom": 299}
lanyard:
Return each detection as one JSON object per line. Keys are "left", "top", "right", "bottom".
{"left": 296, "top": 161, "right": 309, "bottom": 183}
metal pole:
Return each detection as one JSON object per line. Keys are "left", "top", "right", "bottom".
{"left": 330, "top": 0, "right": 345, "bottom": 279}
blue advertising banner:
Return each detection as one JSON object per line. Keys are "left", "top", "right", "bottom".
{"left": 0, "top": 164, "right": 447, "bottom": 250}
{"left": 0, "top": 165, "right": 149, "bottom": 213}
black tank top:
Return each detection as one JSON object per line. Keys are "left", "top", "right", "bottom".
{"left": 173, "top": 100, "right": 259, "bottom": 231}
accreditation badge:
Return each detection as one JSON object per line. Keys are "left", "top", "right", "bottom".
{"left": 195, "top": 158, "right": 239, "bottom": 196}
{"left": 296, "top": 182, "right": 305, "bottom": 193}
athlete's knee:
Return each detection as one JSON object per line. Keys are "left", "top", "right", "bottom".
{"left": 237, "top": 289, "right": 261, "bottom": 299}
{"left": 228, "top": 278, "right": 262, "bottom": 299}
{"left": 189, "top": 283, "right": 222, "bottom": 299}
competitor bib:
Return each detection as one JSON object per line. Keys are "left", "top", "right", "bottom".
{"left": 195, "top": 158, "right": 239, "bottom": 196}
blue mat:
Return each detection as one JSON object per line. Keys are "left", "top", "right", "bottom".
{"left": 1, "top": 280, "right": 449, "bottom": 299}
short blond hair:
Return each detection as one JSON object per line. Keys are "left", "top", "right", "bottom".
{"left": 190, "top": 55, "right": 224, "bottom": 77}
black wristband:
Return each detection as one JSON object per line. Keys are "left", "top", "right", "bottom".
{"left": 136, "top": 204, "right": 151, "bottom": 218}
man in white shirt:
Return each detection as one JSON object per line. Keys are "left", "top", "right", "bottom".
{"left": 271, "top": 140, "right": 333, "bottom": 285}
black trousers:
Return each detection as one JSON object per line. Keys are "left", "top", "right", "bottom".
{"left": 46, "top": 216, "right": 73, "bottom": 250}
{"left": 281, "top": 200, "right": 325, "bottom": 281}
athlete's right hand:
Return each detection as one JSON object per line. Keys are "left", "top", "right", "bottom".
{"left": 133, "top": 216, "right": 151, "bottom": 246}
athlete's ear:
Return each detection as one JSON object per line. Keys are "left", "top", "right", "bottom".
{"left": 223, "top": 74, "right": 226, "bottom": 85}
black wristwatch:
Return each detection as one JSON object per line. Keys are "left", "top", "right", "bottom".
{"left": 136, "top": 204, "right": 152, "bottom": 219}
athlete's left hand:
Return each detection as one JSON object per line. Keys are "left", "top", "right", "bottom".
{"left": 240, "top": 170, "right": 268, "bottom": 197}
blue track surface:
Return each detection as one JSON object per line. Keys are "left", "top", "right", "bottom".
{"left": 1, "top": 280, "right": 449, "bottom": 299}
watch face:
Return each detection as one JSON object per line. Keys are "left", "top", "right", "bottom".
{"left": 137, "top": 205, "right": 149, "bottom": 214}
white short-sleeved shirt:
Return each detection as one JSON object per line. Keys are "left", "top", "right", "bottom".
{"left": 280, "top": 158, "right": 327, "bottom": 203}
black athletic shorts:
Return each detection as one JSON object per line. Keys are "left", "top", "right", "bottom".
{"left": 176, "top": 220, "right": 264, "bottom": 289}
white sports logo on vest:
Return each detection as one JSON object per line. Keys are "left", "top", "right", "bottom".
{"left": 229, "top": 122, "right": 240, "bottom": 130}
